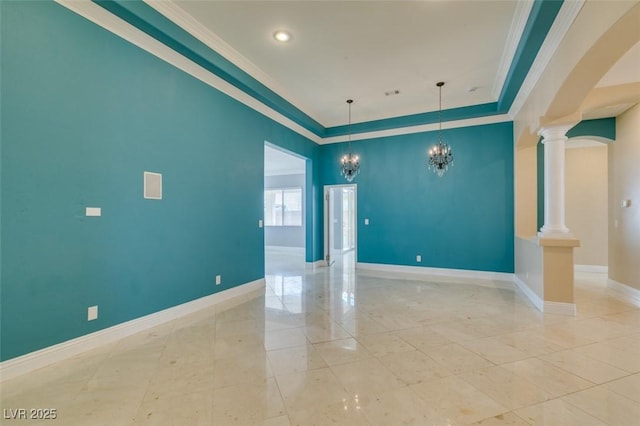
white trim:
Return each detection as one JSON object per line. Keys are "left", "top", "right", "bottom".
{"left": 54, "top": 0, "right": 322, "bottom": 144}
{"left": 0, "top": 278, "right": 265, "bottom": 382}
{"left": 608, "top": 278, "right": 640, "bottom": 305}
{"left": 355, "top": 262, "right": 514, "bottom": 283}
{"left": 575, "top": 264, "right": 608, "bottom": 273}
{"left": 305, "top": 260, "right": 327, "bottom": 269}
{"left": 508, "top": 0, "right": 585, "bottom": 121}
{"left": 543, "top": 301, "right": 577, "bottom": 316}
{"left": 321, "top": 114, "right": 512, "bottom": 145}
{"left": 513, "top": 275, "right": 544, "bottom": 311}
{"left": 493, "top": 0, "right": 535, "bottom": 100}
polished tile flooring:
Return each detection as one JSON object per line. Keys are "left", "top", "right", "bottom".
{"left": 1, "top": 249, "right": 639, "bottom": 425}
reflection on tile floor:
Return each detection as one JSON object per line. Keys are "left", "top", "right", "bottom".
{"left": 1, "top": 248, "right": 639, "bottom": 425}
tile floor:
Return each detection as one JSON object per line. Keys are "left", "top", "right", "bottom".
{"left": 1, "top": 248, "right": 639, "bottom": 425}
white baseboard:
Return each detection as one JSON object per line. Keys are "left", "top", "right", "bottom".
{"left": 513, "top": 276, "right": 544, "bottom": 312}
{"left": 607, "top": 278, "right": 640, "bottom": 305}
{"left": 355, "top": 262, "right": 514, "bottom": 283}
{"left": 305, "top": 259, "right": 327, "bottom": 269}
{"left": 544, "top": 301, "right": 577, "bottom": 316}
{"left": 0, "top": 278, "right": 265, "bottom": 382}
{"left": 575, "top": 265, "right": 608, "bottom": 273}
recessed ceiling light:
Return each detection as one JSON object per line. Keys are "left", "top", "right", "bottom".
{"left": 273, "top": 30, "right": 292, "bottom": 43}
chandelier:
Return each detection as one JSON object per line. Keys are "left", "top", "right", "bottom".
{"left": 428, "top": 82, "right": 453, "bottom": 177}
{"left": 340, "top": 99, "right": 360, "bottom": 182}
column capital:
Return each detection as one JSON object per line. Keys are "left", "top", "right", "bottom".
{"left": 537, "top": 123, "right": 575, "bottom": 142}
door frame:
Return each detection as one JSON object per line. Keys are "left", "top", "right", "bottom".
{"left": 323, "top": 184, "right": 357, "bottom": 266}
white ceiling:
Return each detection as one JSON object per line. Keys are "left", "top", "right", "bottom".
{"left": 170, "top": 0, "right": 520, "bottom": 127}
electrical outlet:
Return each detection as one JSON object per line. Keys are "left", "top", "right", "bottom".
{"left": 258, "top": 219, "right": 263, "bottom": 228}
{"left": 416, "top": 255, "right": 422, "bottom": 262}
{"left": 364, "top": 218, "right": 369, "bottom": 225}
{"left": 87, "top": 305, "right": 98, "bottom": 321}
{"left": 216, "top": 275, "right": 222, "bottom": 285}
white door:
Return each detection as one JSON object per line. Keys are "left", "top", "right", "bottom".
{"left": 324, "top": 185, "right": 357, "bottom": 267}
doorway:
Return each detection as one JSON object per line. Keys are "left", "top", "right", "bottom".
{"left": 324, "top": 184, "right": 357, "bottom": 267}
{"left": 264, "top": 144, "right": 307, "bottom": 272}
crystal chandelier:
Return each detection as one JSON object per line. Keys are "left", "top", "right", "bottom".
{"left": 428, "top": 82, "right": 453, "bottom": 177}
{"left": 340, "top": 99, "right": 360, "bottom": 182}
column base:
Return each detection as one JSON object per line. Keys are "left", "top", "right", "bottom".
{"left": 537, "top": 230, "right": 577, "bottom": 241}
{"left": 539, "top": 224, "right": 570, "bottom": 235}
{"left": 537, "top": 235, "right": 580, "bottom": 313}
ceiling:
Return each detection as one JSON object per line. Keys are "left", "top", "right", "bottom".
{"left": 169, "top": 0, "right": 522, "bottom": 127}
{"left": 103, "top": 0, "right": 640, "bottom": 135}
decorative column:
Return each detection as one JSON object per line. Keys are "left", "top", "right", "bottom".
{"left": 536, "top": 123, "right": 580, "bottom": 315}
{"left": 538, "top": 124, "right": 574, "bottom": 236}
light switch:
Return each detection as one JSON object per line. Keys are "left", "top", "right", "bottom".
{"left": 259, "top": 219, "right": 264, "bottom": 228}
{"left": 364, "top": 218, "right": 369, "bottom": 225}
{"left": 86, "top": 207, "right": 101, "bottom": 217}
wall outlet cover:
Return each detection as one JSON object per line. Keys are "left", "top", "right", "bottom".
{"left": 85, "top": 207, "right": 101, "bottom": 217}
{"left": 215, "top": 275, "right": 221, "bottom": 285}
{"left": 87, "top": 305, "right": 98, "bottom": 321}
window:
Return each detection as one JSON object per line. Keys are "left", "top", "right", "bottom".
{"left": 264, "top": 188, "right": 302, "bottom": 226}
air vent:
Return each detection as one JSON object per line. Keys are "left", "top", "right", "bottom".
{"left": 385, "top": 89, "right": 400, "bottom": 96}
{"left": 144, "top": 171, "right": 162, "bottom": 200}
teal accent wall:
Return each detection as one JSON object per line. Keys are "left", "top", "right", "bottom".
{"left": 567, "top": 118, "right": 616, "bottom": 140}
{"left": 320, "top": 122, "right": 515, "bottom": 273}
{"left": 0, "top": 1, "right": 320, "bottom": 361}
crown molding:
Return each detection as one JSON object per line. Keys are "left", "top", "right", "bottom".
{"left": 493, "top": 0, "right": 534, "bottom": 100}
{"left": 509, "top": 0, "right": 586, "bottom": 125}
